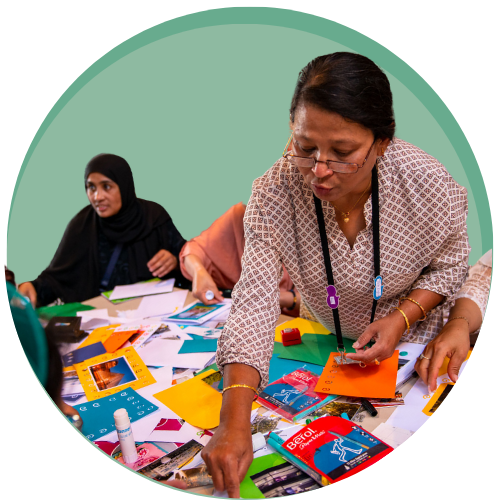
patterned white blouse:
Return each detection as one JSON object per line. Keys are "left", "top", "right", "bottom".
{"left": 217, "top": 139, "right": 470, "bottom": 390}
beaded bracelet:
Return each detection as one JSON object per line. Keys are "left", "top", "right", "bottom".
{"left": 222, "top": 384, "right": 259, "bottom": 400}
{"left": 399, "top": 297, "right": 427, "bottom": 321}
{"left": 393, "top": 307, "right": 410, "bottom": 335}
{"left": 448, "top": 316, "right": 470, "bottom": 327}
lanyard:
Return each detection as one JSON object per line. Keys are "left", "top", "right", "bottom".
{"left": 313, "top": 167, "right": 381, "bottom": 354}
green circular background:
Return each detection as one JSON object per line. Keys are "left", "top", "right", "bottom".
{"left": 7, "top": 8, "right": 491, "bottom": 281}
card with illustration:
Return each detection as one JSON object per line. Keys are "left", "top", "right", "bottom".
{"left": 164, "top": 301, "right": 230, "bottom": 325}
{"left": 116, "top": 443, "right": 167, "bottom": 471}
{"left": 75, "top": 346, "right": 156, "bottom": 401}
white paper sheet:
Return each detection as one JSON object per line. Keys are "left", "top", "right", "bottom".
{"left": 395, "top": 341, "right": 425, "bottom": 387}
{"left": 136, "top": 290, "right": 189, "bottom": 320}
{"left": 371, "top": 422, "right": 414, "bottom": 448}
{"left": 139, "top": 338, "right": 215, "bottom": 369}
{"left": 98, "top": 410, "right": 161, "bottom": 443}
{"left": 386, "top": 360, "right": 468, "bottom": 432}
{"left": 109, "top": 278, "right": 175, "bottom": 300}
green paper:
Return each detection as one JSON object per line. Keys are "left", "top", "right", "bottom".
{"left": 195, "top": 362, "right": 218, "bottom": 376}
{"left": 277, "top": 333, "right": 355, "bottom": 365}
{"left": 36, "top": 302, "right": 95, "bottom": 319}
{"left": 240, "top": 453, "right": 287, "bottom": 499}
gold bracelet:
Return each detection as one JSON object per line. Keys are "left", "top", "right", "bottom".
{"left": 448, "top": 316, "right": 469, "bottom": 327}
{"left": 399, "top": 297, "right": 427, "bottom": 321}
{"left": 393, "top": 307, "right": 410, "bottom": 335}
{"left": 222, "top": 384, "right": 259, "bottom": 399}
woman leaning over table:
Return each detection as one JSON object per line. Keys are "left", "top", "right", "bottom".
{"left": 201, "top": 52, "right": 470, "bottom": 496}
{"left": 18, "top": 154, "right": 186, "bottom": 307}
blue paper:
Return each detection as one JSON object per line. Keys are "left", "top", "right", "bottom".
{"left": 75, "top": 388, "right": 159, "bottom": 441}
{"left": 178, "top": 338, "right": 218, "bottom": 354}
{"left": 62, "top": 341, "right": 106, "bottom": 367}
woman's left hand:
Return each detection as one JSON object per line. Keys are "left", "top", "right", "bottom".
{"left": 415, "top": 319, "right": 470, "bottom": 393}
{"left": 345, "top": 311, "right": 406, "bottom": 364}
{"left": 147, "top": 249, "right": 178, "bottom": 277}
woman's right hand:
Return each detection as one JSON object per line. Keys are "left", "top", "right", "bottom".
{"left": 192, "top": 267, "right": 224, "bottom": 305}
{"left": 201, "top": 421, "right": 254, "bottom": 498}
{"left": 18, "top": 282, "right": 37, "bottom": 307}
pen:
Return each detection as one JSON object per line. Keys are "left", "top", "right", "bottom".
{"left": 360, "top": 398, "right": 378, "bottom": 417}
{"left": 327, "top": 430, "right": 369, "bottom": 449}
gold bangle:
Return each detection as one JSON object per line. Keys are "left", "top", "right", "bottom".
{"left": 448, "top": 316, "right": 469, "bottom": 327}
{"left": 222, "top": 384, "right": 259, "bottom": 399}
{"left": 399, "top": 297, "right": 427, "bottom": 321}
{"left": 393, "top": 307, "right": 410, "bottom": 335}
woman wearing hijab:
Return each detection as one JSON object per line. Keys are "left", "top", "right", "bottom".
{"left": 18, "top": 154, "right": 186, "bottom": 307}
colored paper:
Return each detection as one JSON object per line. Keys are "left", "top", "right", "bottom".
{"left": 268, "top": 352, "right": 324, "bottom": 384}
{"left": 62, "top": 341, "right": 107, "bottom": 367}
{"left": 178, "top": 338, "right": 218, "bottom": 354}
{"left": 116, "top": 443, "right": 167, "bottom": 470}
{"left": 103, "top": 329, "right": 138, "bottom": 352}
{"left": 275, "top": 318, "right": 330, "bottom": 342}
{"left": 75, "top": 346, "right": 156, "bottom": 401}
{"left": 315, "top": 351, "right": 399, "bottom": 399}
{"left": 278, "top": 334, "right": 355, "bottom": 365}
{"left": 75, "top": 388, "right": 159, "bottom": 440}
{"left": 164, "top": 300, "right": 231, "bottom": 325}
{"left": 153, "top": 369, "right": 222, "bottom": 429}
{"left": 78, "top": 324, "right": 120, "bottom": 349}
{"left": 36, "top": 302, "right": 95, "bottom": 319}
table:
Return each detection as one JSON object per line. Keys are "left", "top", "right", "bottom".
{"left": 82, "top": 289, "right": 417, "bottom": 494}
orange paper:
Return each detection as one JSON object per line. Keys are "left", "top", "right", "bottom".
{"left": 103, "top": 330, "right": 138, "bottom": 352}
{"left": 315, "top": 351, "right": 399, "bottom": 399}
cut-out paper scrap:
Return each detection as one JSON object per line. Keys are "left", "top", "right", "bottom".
{"left": 75, "top": 346, "right": 156, "bottom": 401}
{"left": 76, "top": 388, "right": 158, "bottom": 440}
{"left": 77, "top": 324, "right": 120, "bottom": 349}
{"left": 274, "top": 318, "right": 330, "bottom": 342}
{"left": 268, "top": 352, "right": 326, "bottom": 385}
{"left": 277, "top": 334, "right": 355, "bottom": 365}
{"left": 116, "top": 443, "right": 168, "bottom": 471}
{"left": 103, "top": 328, "right": 138, "bottom": 353}
{"left": 315, "top": 351, "right": 399, "bottom": 399}
{"left": 109, "top": 278, "right": 174, "bottom": 301}
{"left": 240, "top": 453, "right": 287, "bottom": 499}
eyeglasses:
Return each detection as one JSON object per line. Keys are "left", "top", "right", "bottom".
{"left": 282, "top": 134, "right": 376, "bottom": 174}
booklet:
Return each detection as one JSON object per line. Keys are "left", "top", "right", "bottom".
{"left": 163, "top": 300, "right": 231, "bottom": 325}
{"left": 268, "top": 416, "right": 393, "bottom": 485}
{"left": 257, "top": 368, "right": 336, "bottom": 423}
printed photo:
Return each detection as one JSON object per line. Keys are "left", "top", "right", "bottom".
{"left": 89, "top": 356, "right": 137, "bottom": 391}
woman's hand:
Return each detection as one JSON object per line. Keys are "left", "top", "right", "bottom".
{"left": 159, "top": 479, "right": 188, "bottom": 490}
{"left": 201, "top": 422, "right": 253, "bottom": 498}
{"left": 192, "top": 270, "right": 223, "bottom": 305}
{"left": 147, "top": 249, "right": 178, "bottom": 278}
{"left": 18, "top": 282, "right": 37, "bottom": 307}
{"left": 346, "top": 311, "right": 406, "bottom": 364}
{"left": 415, "top": 319, "right": 470, "bottom": 392}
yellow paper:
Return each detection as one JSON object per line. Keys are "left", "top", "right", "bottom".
{"left": 275, "top": 318, "right": 330, "bottom": 342}
{"left": 154, "top": 369, "right": 222, "bottom": 429}
{"left": 153, "top": 370, "right": 260, "bottom": 429}
{"left": 77, "top": 324, "right": 120, "bottom": 349}
{"left": 437, "top": 349, "right": 471, "bottom": 377}
{"left": 75, "top": 346, "right": 155, "bottom": 401}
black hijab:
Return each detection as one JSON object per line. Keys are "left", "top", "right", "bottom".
{"left": 36, "top": 154, "right": 173, "bottom": 303}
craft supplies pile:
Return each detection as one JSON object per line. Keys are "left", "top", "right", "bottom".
{"left": 32, "top": 278, "right": 471, "bottom": 498}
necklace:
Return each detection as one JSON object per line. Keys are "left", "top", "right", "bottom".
{"left": 332, "top": 179, "right": 372, "bottom": 223}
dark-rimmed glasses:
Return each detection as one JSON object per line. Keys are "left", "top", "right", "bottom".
{"left": 282, "top": 134, "right": 376, "bottom": 174}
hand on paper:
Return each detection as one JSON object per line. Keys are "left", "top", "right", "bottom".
{"left": 346, "top": 311, "right": 405, "bottom": 364}
{"left": 18, "top": 281, "right": 38, "bottom": 307}
{"left": 201, "top": 422, "right": 253, "bottom": 498}
{"left": 147, "top": 249, "right": 178, "bottom": 278}
{"left": 415, "top": 319, "right": 470, "bottom": 392}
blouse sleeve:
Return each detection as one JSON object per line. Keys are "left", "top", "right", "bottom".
{"left": 410, "top": 178, "right": 470, "bottom": 298}
{"left": 216, "top": 188, "right": 283, "bottom": 392}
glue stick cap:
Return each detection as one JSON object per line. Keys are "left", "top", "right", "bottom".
{"left": 252, "top": 432, "right": 266, "bottom": 452}
{"left": 114, "top": 408, "right": 130, "bottom": 427}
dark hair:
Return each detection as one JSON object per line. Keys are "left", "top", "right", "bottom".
{"left": 290, "top": 52, "right": 395, "bottom": 141}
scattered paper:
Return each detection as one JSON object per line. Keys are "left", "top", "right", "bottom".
{"left": 109, "top": 278, "right": 175, "bottom": 301}
{"left": 139, "top": 339, "right": 215, "bottom": 369}
{"left": 371, "top": 422, "right": 414, "bottom": 448}
{"left": 136, "top": 290, "right": 189, "bottom": 320}
{"left": 164, "top": 300, "right": 231, "bottom": 325}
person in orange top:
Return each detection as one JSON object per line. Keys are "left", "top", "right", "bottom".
{"left": 180, "top": 202, "right": 300, "bottom": 315}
